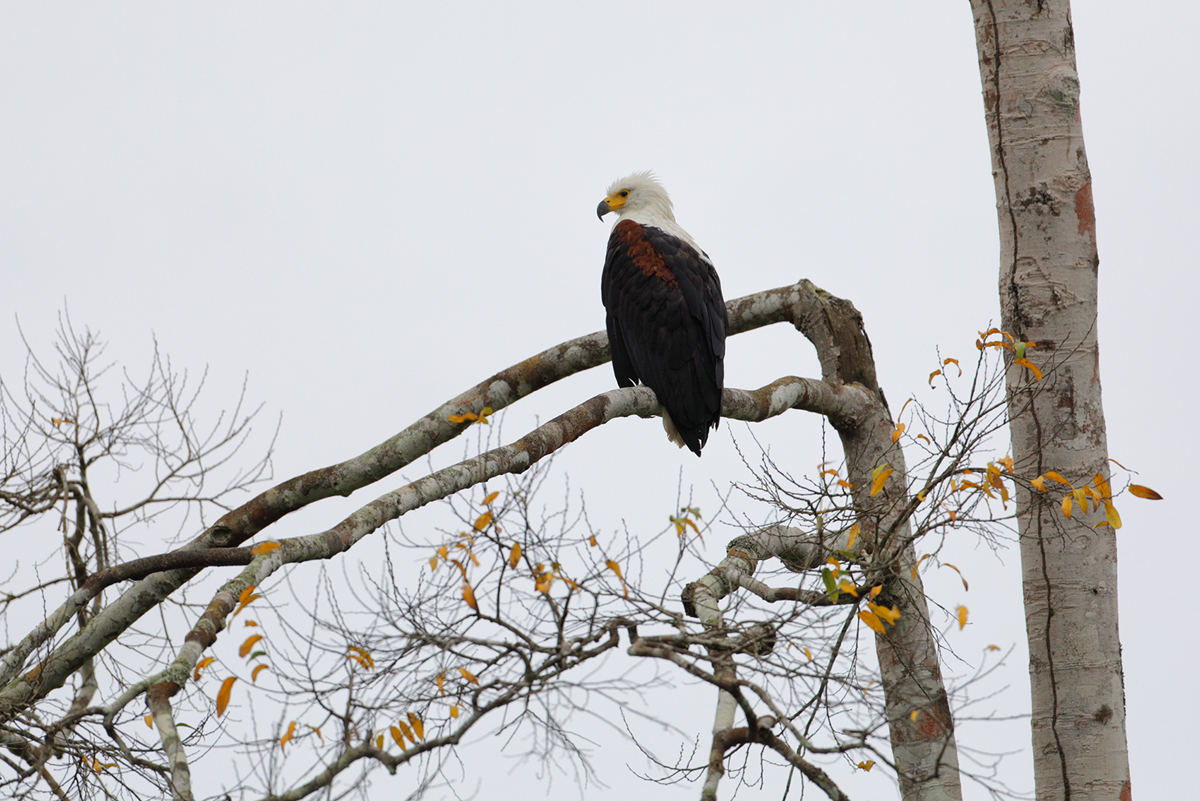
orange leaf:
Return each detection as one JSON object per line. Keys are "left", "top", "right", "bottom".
{"left": 1129, "top": 484, "right": 1163, "bottom": 500}
{"left": 803, "top": 647, "right": 813, "bottom": 662}
{"left": 1031, "top": 475, "right": 1047, "bottom": 492}
{"left": 347, "top": 646, "right": 374, "bottom": 669}
{"left": 846, "top": 523, "right": 859, "bottom": 551}
{"left": 450, "top": 704, "right": 459, "bottom": 718}
{"left": 473, "top": 511, "right": 493, "bottom": 531}
{"left": 911, "top": 553, "right": 930, "bottom": 579}
{"left": 508, "top": 543, "right": 522, "bottom": 568}
{"left": 376, "top": 734, "right": 384, "bottom": 749}
{"left": 239, "top": 635, "right": 264, "bottom": 658}
{"left": 194, "top": 656, "right": 215, "bottom": 681}
{"left": 430, "top": 556, "right": 439, "bottom": 570}
{"left": 391, "top": 725, "right": 406, "bottom": 748}
{"left": 1015, "top": 357, "right": 1043, "bottom": 380}
{"left": 943, "top": 357, "right": 961, "bottom": 376}
{"left": 244, "top": 620, "right": 258, "bottom": 627}
{"left": 458, "top": 666, "right": 479, "bottom": 685}
{"left": 437, "top": 672, "right": 445, "bottom": 696}
{"left": 944, "top": 563, "right": 969, "bottom": 591}
{"left": 216, "top": 676, "right": 238, "bottom": 717}
{"left": 892, "top": 423, "right": 905, "bottom": 443}
{"left": 483, "top": 491, "right": 499, "bottom": 505}
{"left": 407, "top": 712, "right": 424, "bottom": 741}
{"left": 870, "top": 602, "right": 902, "bottom": 626}
{"left": 251, "top": 541, "right": 281, "bottom": 555}
{"left": 1061, "top": 495, "right": 1073, "bottom": 519}
{"left": 956, "top": 605, "right": 968, "bottom": 630}
{"left": 145, "top": 714, "right": 154, "bottom": 728}
{"left": 588, "top": 535, "right": 597, "bottom": 546}
{"left": 928, "top": 369, "right": 942, "bottom": 386}
{"left": 280, "top": 720, "right": 297, "bottom": 751}
{"left": 858, "top": 760, "right": 876, "bottom": 771}
{"left": 397, "top": 720, "right": 414, "bottom": 743}
{"left": 1044, "top": 471, "right": 1072, "bottom": 487}
{"left": 463, "top": 583, "right": 478, "bottom": 612}
{"left": 252, "top": 664, "right": 270, "bottom": 682}
{"left": 605, "top": 560, "right": 623, "bottom": 581}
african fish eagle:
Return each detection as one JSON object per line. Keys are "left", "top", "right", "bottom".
{"left": 597, "top": 171, "right": 728, "bottom": 456}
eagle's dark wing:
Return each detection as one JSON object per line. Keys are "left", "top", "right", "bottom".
{"left": 601, "top": 219, "right": 727, "bottom": 455}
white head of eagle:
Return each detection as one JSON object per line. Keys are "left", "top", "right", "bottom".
{"left": 597, "top": 172, "right": 728, "bottom": 456}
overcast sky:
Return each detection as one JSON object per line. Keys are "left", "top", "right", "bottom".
{"left": 2, "top": 3, "right": 1195, "bottom": 799}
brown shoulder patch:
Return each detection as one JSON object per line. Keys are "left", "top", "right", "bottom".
{"left": 614, "top": 220, "right": 678, "bottom": 286}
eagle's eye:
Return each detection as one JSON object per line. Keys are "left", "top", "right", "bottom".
{"left": 619, "top": 190, "right": 629, "bottom": 198}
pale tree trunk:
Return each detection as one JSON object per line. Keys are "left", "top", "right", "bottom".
{"left": 970, "top": 2, "right": 1131, "bottom": 800}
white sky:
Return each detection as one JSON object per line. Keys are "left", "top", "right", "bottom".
{"left": 2, "top": 3, "right": 1195, "bottom": 799}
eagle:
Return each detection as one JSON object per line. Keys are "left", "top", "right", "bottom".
{"left": 597, "top": 171, "right": 728, "bottom": 456}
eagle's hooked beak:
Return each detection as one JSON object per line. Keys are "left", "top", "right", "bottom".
{"left": 597, "top": 192, "right": 627, "bottom": 221}
{"left": 596, "top": 199, "right": 612, "bottom": 221}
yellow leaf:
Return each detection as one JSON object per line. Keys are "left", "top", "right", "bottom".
{"left": 846, "top": 523, "right": 859, "bottom": 550}
{"left": 346, "top": 653, "right": 369, "bottom": 670}
{"left": 391, "top": 725, "right": 406, "bottom": 748}
{"left": 408, "top": 712, "right": 424, "bottom": 741}
{"left": 437, "top": 545, "right": 449, "bottom": 560}
{"left": 1129, "top": 484, "right": 1163, "bottom": 500}
{"left": 857, "top": 760, "right": 876, "bottom": 772}
{"left": 437, "top": 672, "right": 445, "bottom": 696}
{"left": 837, "top": 479, "right": 853, "bottom": 489}
{"left": 1104, "top": 502, "right": 1122, "bottom": 530}
{"left": 870, "top": 466, "right": 893, "bottom": 497}
{"left": 1061, "top": 495, "right": 1073, "bottom": 519}
{"left": 145, "top": 714, "right": 154, "bottom": 728}
{"left": 509, "top": 543, "right": 522, "bottom": 568}
{"left": 986, "top": 644, "right": 1001, "bottom": 651}
{"left": 483, "top": 491, "right": 499, "bottom": 505}
{"left": 857, "top": 610, "right": 885, "bottom": 635}
{"left": 252, "top": 541, "right": 281, "bottom": 555}
{"left": 234, "top": 585, "right": 261, "bottom": 616}
{"left": 910, "top": 709, "right": 921, "bottom": 722}
{"left": 463, "top": 583, "right": 478, "bottom": 612}
{"left": 916, "top": 433, "right": 931, "bottom": 444}
{"left": 239, "top": 635, "right": 264, "bottom": 658}
{"left": 216, "top": 676, "right": 238, "bottom": 717}
{"left": 252, "top": 664, "right": 271, "bottom": 683}
{"left": 430, "top": 556, "right": 439, "bottom": 570}
{"left": 244, "top": 620, "right": 258, "bottom": 627}
{"left": 943, "top": 357, "right": 961, "bottom": 375}
{"left": 837, "top": 579, "right": 858, "bottom": 597}
{"left": 868, "top": 585, "right": 883, "bottom": 600}
{"left": 1073, "top": 487, "right": 1090, "bottom": 512}
{"left": 450, "top": 704, "right": 459, "bottom": 718}
{"left": 588, "top": 535, "right": 597, "bottom": 546}
{"left": 458, "top": 666, "right": 479, "bottom": 685}
{"left": 911, "top": 553, "right": 930, "bottom": 579}
{"left": 194, "top": 656, "right": 215, "bottom": 681}
{"left": 928, "top": 369, "right": 942, "bottom": 386}
{"left": 376, "top": 734, "right": 384, "bottom": 749}
{"left": 892, "top": 423, "right": 905, "bottom": 443}
{"left": 956, "top": 605, "right": 968, "bottom": 630}
{"left": 280, "top": 720, "right": 297, "bottom": 751}
{"left": 1044, "top": 471, "right": 1072, "bottom": 487}
{"left": 949, "top": 509, "right": 957, "bottom": 523}
{"left": 605, "top": 560, "right": 623, "bottom": 581}
{"left": 473, "top": 511, "right": 493, "bottom": 531}
{"left": 397, "top": 720, "right": 414, "bottom": 743}
{"left": 803, "top": 647, "right": 812, "bottom": 662}
{"left": 870, "top": 603, "right": 902, "bottom": 626}
{"left": 308, "top": 725, "right": 323, "bottom": 741}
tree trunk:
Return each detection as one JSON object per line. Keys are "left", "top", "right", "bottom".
{"left": 970, "top": 2, "right": 1132, "bottom": 799}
